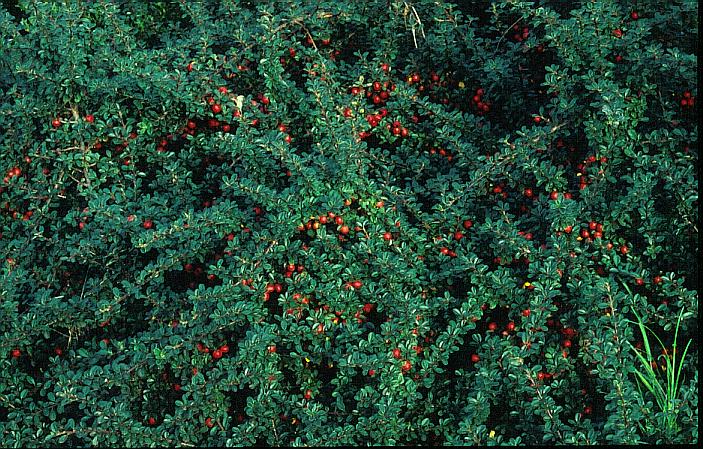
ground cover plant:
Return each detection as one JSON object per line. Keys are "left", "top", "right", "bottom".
{"left": 0, "top": 0, "right": 698, "bottom": 446}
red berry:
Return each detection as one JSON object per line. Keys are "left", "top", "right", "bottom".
{"left": 653, "top": 275, "right": 663, "bottom": 285}
{"left": 205, "top": 417, "right": 214, "bottom": 428}
{"left": 51, "top": 118, "right": 61, "bottom": 128}
{"left": 550, "top": 191, "right": 559, "bottom": 200}
{"left": 211, "top": 104, "right": 222, "bottom": 114}
{"left": 85, "top": 114, "right": 94, "bottom": 123}
{"left": 383, "top": 232, "right": 392, "bottom": 240}
{"left": 487, "top": 322, "right": 497, "bottom": 331}
{"left": 304, "top": 389, "right": 312, "bottom": 400}
{"left": 148, "top": 417, "right": 156, "bottom": 426}
{"left": 10, "top": 348, "right": 20, "bottom": 358}
{"left": 630, "top": 11, "right": 639, "bottom": 20}
{"left": 522, "top": 309, "right": 531, "bottom": 317}
{"left": 368, "top": 369, "right": 376, "bottom": 376}
{"left": 401, "top": 360, "right": 412, "bottom": 372}
{"left": 463, "top": 219, "right": 473, "bottom": 229}
{"left": 506, "top": 321, "right": 516, "bottom": 332}
{"left": 220, "top": 344, "right": 229, "bottom": 353}
{"left": 453, "top": 231, "right": 463, "bottom": 241}
{"left": 351, "top": 280, "right": 362, "bottom": 289}
{"left": 392, "top": 348, "right": 402, "bottom": 359}
{"left": 620, "top": 245, "right": 629, "bottom": 255}
{"left": 339, "top": 225, "right": 350, "bottom": 234}
{"left": 143, "top": 219, "right": 153, "bottom": 229}
{"left": 635, "top": 278, "right": 644, "bottom": 286}
{"left": 470, "top": 354, "right": 480, "bottom": 363}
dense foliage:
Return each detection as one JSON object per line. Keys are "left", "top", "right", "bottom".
{"left": 0, "top": 0, "right": 698, "bottom": 446}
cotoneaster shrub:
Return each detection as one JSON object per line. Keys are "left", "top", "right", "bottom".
{"left": 0, "top": 0, "right": 698, "bottom": 446}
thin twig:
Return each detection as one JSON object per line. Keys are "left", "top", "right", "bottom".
{"left": 494, "top": 16, "right": 524, "bottom": 56}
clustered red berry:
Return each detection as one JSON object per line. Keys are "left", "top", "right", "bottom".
{"left": 575, "top": 154, "right": 608, "bottom": 190}
{"left": 511, "top": 24, "right": 530, "bottom": 42}
{"left": 366, "top": 79, "right": 395, "bottom": 106}
{"left": 196, "top": 342, "right": 230, "bottom": 360}
{"left": 406, "top": 72, "right": 421, "bottom": 85}
{"left": 3, "top": 166, "right": 21, "bottom": 184}
{"left": 549, "top": 190, "right": 573, "bottom": 201}
{"left": 490, "top": 182, "right": 508, "bottom": 198}
{"left": 577, "top": 220, "right": 605, "bottom": 241}
{"left": 428, "top": 146, "right": 453, "bottom": 162}
{"left": 263, "top": 282, "right": 284, "bottom": 302}
{"left": 680, "top": 91, "right": 695, "bottom": 109}
{"left": 387, "top": 119, "right": 409, "bottom": 137}
{"left": 470, "top": 87, "right": 490, "bottom": 114}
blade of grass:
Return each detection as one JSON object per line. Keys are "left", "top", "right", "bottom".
{"left": 674, "top": 338, "right": 692, "bottom": 398}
